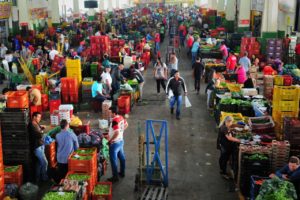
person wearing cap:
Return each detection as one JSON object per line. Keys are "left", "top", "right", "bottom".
{"left": 107, "top": 107, "right": 128, "bottom": 183}
{"left": 166, "top": 70, "right": 187, "bottom": 120}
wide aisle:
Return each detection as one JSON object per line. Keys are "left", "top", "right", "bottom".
{"left": 109, "top": 38, "right": 238, "bottom": 200}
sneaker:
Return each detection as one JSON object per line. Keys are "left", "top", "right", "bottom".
{"left": 170, "top": 108, "right": 174, "bottom": 114}
{"left": 118, "top": 172, "right": 125, "bottom": 178}
{"left": 107, "top": 176, "right": 119, "bottom": 183}
{"left": 176, "top": 116, "right": 180, "bottom": 120}
{"left": 220, "top": 173, "right": 230, "bottom": 180}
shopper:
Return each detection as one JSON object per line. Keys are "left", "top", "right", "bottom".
{"left": 154, "top": 58, "right": 168, "bottom": 94}
{"left": 235, "top": 64, "right": 247, "bottom": 84}
{"left": 111, "top": 64, "right": 125, "bottom": 97}
{"left": 217, "top": 116, "right": 241, "bottom": 179}
{"left": 205, "top": 77, "right": 216, "bottom": 110}
{"left": 166, "top": 70, "right": 187, "bottom": 120}
{"left": 169, "top": 52, "right": 178, "bottom": 77}
{"left": 191, "top": 38, "right": 200, "bottom": 64}
{"left": 28, "top": 112, "right": 48, "bottom": 182}
{"left": 129, "top": 65, "right": 145, "bottom": 101}
{"left": 101, "top": 66, "right": 112, "bottom": 95}
{"left": 295, "top": 41, "right": 300, "bottom": 66}
{"left": 154, "top": 33, "right": 160, "bottom": 54}
{"left": 192, "top": 57, "right": 204, "bottom": 94}
{"left": 270, "top": 156, "right": 300, "bottom": 197}
{"left": 92, "top": 77, "right": 109, "bottom": 104}
{"left": 56, "top": 119, "right": 79, "bottom": 182}
{"left": 226, "top": 51, "right": 237, "bottom": 73}
{"left": 0, "top": 43, "right": 8, "bottom": 59}
{"left": 107, "top": 107, "right": 128, "bottom": 183}
{"left": 219, "top": 41, "right": 228, "bottom": 62}
{"left": 26, "top": 86, "right": 42, "bottom": 106}
{"left": 119, "top": 47, "right": 127, "bottom": 64}
{"left": 186, "top": 33, "right": 194, "bottom": 56}
{"left": 243, "top": 72, "right": 255, "bottom": 89}
{"left": 160, "top": 25, "right": 165, "bottom": 43}
{"left": 238, "top": 52, "right": 251, "bottom": 72}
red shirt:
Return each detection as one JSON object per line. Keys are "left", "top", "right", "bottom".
{"left": 155, "top": 33, "right": 160, "bottom": 43}
{"left": 187, "top": 37, "right": 194, "bottom": 48}
{"left": 226, "top": 55, "right": 237, "bottom": 70}
{"left": 295, "top": 44, "right": 300, "bottom": 55}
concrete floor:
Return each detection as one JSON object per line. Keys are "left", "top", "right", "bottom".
{"left": 0, "top": 37, "right": 239, "bottom": 200}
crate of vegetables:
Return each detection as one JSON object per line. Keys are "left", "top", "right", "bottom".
{"left": 4, "top": 165, "right": 23, "bottom": 186}
{"left": 92, "top": 182, "right": 112, "bottom": 200}
{"left": 248, "top": 116, "right": 275, "bottom": 135}
{"left": 42, "top": 191, "right": 77, "bottom": 200}
{"left": 250, "top": 176, "right": 270, "bottom": 200}
{"left": 74, "top": 148, "right": 97, "bottom": 156}
{"left": 65, "top": 172, "right": 95, "bottom": 194}
{"left": 68, "top": 152, "right": 97, "bottom": 174}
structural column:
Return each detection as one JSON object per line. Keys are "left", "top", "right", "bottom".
{"left": 207, "top": 0, "right": 218, "bottom": 10}
{"left": 48, "top": 0, "right": 60, "bottom": 25}
{"left": 225, "top": 0, "right": 236, "bottom": 32}
{"left": 261, "top": 0, "right": 279, "bottom": 37}
{"left": 108, "top": 0, "right": 113, "bottom": 11}
{"left": 17, "top": 0, "right": 30, "bottom": 27}
{"left": 217, "top": 0, "right": 225, "bottom": 12}
{"left": 73, "top": 0, "right": 80, "bottom": 14}
{"left": 237, "top": 0, "right": 251, "bottom": 32}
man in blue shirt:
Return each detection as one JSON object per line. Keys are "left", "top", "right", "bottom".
{"left": 270, "top": 156, "right": 300, "bottom": 196}
{"left": 238, "top": 52, "right": 251, "bottom": 72}
{"left": 92, "top": 77, "right": 108, "bottom": 104}
{"left": 191, "top": 38, "right": 200, "bottom": 64}
{"left": 56, "top": 119, "right": 79, "bottom": 182}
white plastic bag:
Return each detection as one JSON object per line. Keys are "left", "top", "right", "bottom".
{"left": 185, "top": 96, "right": 192, "bottom": 108}
{"left": 99, "top": 119, "right": 109, "bottom": 129}
{"left": 168, "top": 90, "right": 174, "bottom": 99}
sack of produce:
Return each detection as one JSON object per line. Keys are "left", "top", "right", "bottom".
{"left": 19, "top": 182, "right": 39, "bottom": 200}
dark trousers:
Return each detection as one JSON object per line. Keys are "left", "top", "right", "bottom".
{"left": 160, "top": 33, "right": 165, "bottom": 43}
{"left": 94, "top": 95, "right": 107, "bottom": 103}
{"left": 57, "top": 163, "right": 68, "bottom": 183}
{"left": 194, "top": 79, "right": 201, "bottom": 92}
{"left": 219, "top": 146, "right": 232, "bottom": 174}
{"left": 156, "top": 79, "right": 166, "bottom": 93}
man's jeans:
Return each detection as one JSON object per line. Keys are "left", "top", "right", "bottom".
{"left": 109, "top": 140, "right": 125, "bottom": 177}
{"left": 192, "top": 52, "right": 197, "bottom": 64}
{"left": 34, "top": 145, "right": 48, "bottom": 182}
{"left": 170, "top": 95, "right": 182, "bottom": 117}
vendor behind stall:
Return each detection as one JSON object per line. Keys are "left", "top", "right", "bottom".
{"left": 235, "top": 64, "right": 247, "bottom": 84}
{"left": 217, "top": 116, "right": 241, "bottom": 179}
{"left": 226, "top": 51, "right": 237, "bottom": 73}
{"left": 219, "top": 41, "right": 228, "bottom": 62}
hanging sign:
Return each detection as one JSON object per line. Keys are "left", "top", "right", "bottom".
{"left": 29, "top": 7, "right": 48, "bottom": 20}
{"left": 0, "top": 2, "right": 12, "bottom": 19}
{"left": 240, "top": 19, "right": 250, "bottom": 25}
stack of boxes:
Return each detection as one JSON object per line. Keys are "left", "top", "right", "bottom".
{"left": 263, "top": 75, "right": 274, "bottom": 100}
{"left": 284, "top": 118, "right": 300, "bottom": 156}
{"left": 266, "top": 39, "right": 283, "bottom": 61}
{"left": 90, "top": 35, "right": 110, "bottom": 58}
{"left": 61, "top": 77, "right": 79, "bottom": 104}
{"left": 240, "top": 37, "right": 260, "bottom": 58}
{"left": 82, "top": 77, "right": 94, "bottom": 102}
{"left": 110, "top": 39, "right": 125, "bottom": 60}
{"left": 66, "top": 58, "right": 82, "bottom": 84}
{"left": 90, "top": 62, "right": 99, "bottom": 78}
{"left": 271, "top": 140, "right": 290, "bottom": 171}
{"left": 0, "top": 108, "right": 34, "bottom": 182}
{"left": 51, "top": 55, "right": 65, "bottom": 72}
{"left": 272, "top": 85, "right": 300, "bottom": 138}
{"left": 59, "top": 104, "right": 74, "bottom": 123}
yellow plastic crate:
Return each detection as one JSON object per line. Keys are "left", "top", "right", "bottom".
{"left": 273, "top": 100, "right": 299, "bottom": 112}
{"left": 273, "top": 85, "right": 300, "bottom": 101}
{"left": 274, "top": 75, "right": 284, "bottom": 86}
{"left": 226, "top": 83, "right": 242, "bottom": 92}
{"left": 220, "top": 112, "right": 244, "bottom": 123}
{"left": 66, "top": 58, "right": 81, "bottom": 68}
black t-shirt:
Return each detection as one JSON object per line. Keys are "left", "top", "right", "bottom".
{"left": 217, "top": 125, "right": 234, "bottom": 150}
{"left": 243, "top": 78, "right": 254, "bottom": 88}
{"left": 193, "top": 62, "right": 204, "bottom": 79}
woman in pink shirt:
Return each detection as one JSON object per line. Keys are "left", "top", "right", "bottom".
{"left": 220, "top": 41, "right": 228, "bottom": 62}
{"left": 235, "top": 64, "right": 247, "bottom": 84}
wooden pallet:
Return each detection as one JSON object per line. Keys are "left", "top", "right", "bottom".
{"left": 140, "top": 186, "right": 168, "bottom": 200}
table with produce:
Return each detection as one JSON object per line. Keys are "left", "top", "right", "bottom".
{"left": 200, "top": 44, "right": 223, "bottom": 59}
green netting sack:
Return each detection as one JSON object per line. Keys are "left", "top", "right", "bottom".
{"left": 102, "top": 138, "right": 109, "bottom": 160}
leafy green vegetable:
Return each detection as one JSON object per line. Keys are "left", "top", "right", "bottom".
{"left": 256, "top": 177, "right": 297, "bottom": 200}
{"left": 71, "top": 155, "right": 92, "bottom": 160}
{"left": 94, "top": 184, "right": 111, "bottom": 195}
{"left": 244, "top": 153, "right": 268, "bottom": 161}
{"left": 4, "top": 166, "right": 20, "bottom": 172}
{"left": 42, "top": 192, "right": 76, "bottom": 200}
{"left": 67, "top": 174, "right": 90, "bottom": 181}
{"left": 75, "top": 149, "right": 95, "bottom": 154}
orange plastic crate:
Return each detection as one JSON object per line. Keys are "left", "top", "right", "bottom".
{"left": 45, "top": 142, "right": 57, "bottom": 168}
{"left": 66, "top": 171, "right": 95, "bottom": 194}
{"left": 92, "top": 182, "right": 112, "bottom": 200}
{"left": 68, "top": 152, "right": 97, "bottom": 173}
{"left": 6, "top": 91, "right": 29, "bottom": 108}
{"left": 4, "top": 165, "right": 23, "bottom": 186}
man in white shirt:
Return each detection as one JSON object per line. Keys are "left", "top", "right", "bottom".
{"left": 0, "top": 43, "right": 8, "bottom": 59}
{"left": 101, "top": 66, "right": 112, "bottom": 95}
{"left": 49, "top": 47, "right": 59, "bottom": 61}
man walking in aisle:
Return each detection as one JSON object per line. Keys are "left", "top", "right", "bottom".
{"left": 166, "top": 71, "right": 187, "bottom": 120}
{"left": 107, "top": 107, "right": 128, "bottom": 183}
{"left": 192, "top": 57, "right": 204, "bottom": 94}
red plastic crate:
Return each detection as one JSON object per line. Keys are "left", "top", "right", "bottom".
{"left": 41, "top": 94, "right": 49, "bottom": 111}
{"left": 4, "top": 165, "right": 23, "bottom": 186}
{"left": 61, "top": 78, "right": 69, "bottom": 93}
{"left": 30, "top": 105, "right": 42, "bottom": 118}
{"left": 6, "top": 91, "right": 29, "bottom": 109}
{"left": 62, "top": 94, "right": 70, "bottom": 103}
{"left": 283, "top": 75, "right": 293, "bottom": 86}
{"left": 49, "top": 99, "right": 61, "bottom": 114}
{"left": 68, "top": 78, "right": 79, "bottom": 93}
{"left": 92, "top": 182, "right": 112, "bottom": 200}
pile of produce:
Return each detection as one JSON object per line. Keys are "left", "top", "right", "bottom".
{"left": 256, "top": 177, "right": 297, "bottom": 200}
{"left": 235, "top": 132, "right": 252, "bottom": 140}
{"left": 67, "top": 174, "right": 91, "bottom": 182}
{"left": 75, "top": 149, "right": 95, "bottom": 154}
{"left": 71, "top": 155, "right": 92, "bottom": 160}
{"left": 42, "top": 192, "right": 76, "bottom": 200}
{"left": 94, "top": 184, "right": 111, "bottom": 195}
{"left": 283, "top": 64, "right": 300, "bottom": 83}
{"left": 244, "top": 153, "right": 269, "bottom": 161}
{"left": 4, "top": 166, "right": 20, "bottom": 173}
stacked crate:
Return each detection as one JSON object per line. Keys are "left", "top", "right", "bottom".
{"left": 51, "top": 55, "right": 65, "bottom": 72}
{"left": 263, "top": 75, "right": 274, "bottom": 100}
{"left": 110, "top": 39, "right": 125, "bottom": 61}
{"left": 92, "top": 182, "right": 112, "bottom": 200}
{"left": 272, "top": 140, "right": 290, "bottom": 171}
{"left": 45, "top": 142, "right": 57, "bottom": 168}
{"left": 266, "top": 39, "right": 283, "bottom": 61}
{"left": 0, "top": 108, "right": 34, "bottom": 182}
{"left": 36, "top": 74, "right": 48, "bottom": 94}
{"left": 0, "top": 129, "right": 5, "bottom": 199}
{"left": 82, "top": 77, "right": 94, "bottom": 102}
{"left": 102, "top": 100, "right": 112, "bottom": 120}
{"left": 66, "top": 58, "right": 82, "bottom": 85}
{"left": 90, "top": 36, "right": 110, "bottom": 57}
{"left": 117, "top": 96, "right": 130, "bottom": 115}
{"left": 240, "top": 37, "right": 260, "bottom": 58}
{"left": 283, "top": 118, "right": 300, "bottom": 156}
{"left": 272, "top": 85, "right": 299, "bottom": 137}
{"left": 61, "top": 77, "right": 79, "bottom": 104}
{"left": 273, "top": 75, "right": 293, "bottom": 86}
{"left": 67, "top": 148, "right": 98, "bottom": 196}
{"left": 90, "top": 62, "right": 99, "bottom": 78}
{"left": 4, "top": 165, "right": 23, "bottom": 186}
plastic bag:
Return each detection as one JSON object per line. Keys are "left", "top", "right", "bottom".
{"left": 99, "top": 119, "right": 109, "bottom": 129}
{"left": 168, "top": 90, "right": 174, "bottom": 99}
{"left": 185, "top": 96, "right": 192, "bottom": 108}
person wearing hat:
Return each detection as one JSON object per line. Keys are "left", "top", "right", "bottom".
{"left": 107, "top": 107, "right": 128, "bottom": 183}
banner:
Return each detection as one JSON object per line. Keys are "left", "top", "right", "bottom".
{"left": 138, "top": 0, "right": 163, "bottom": 4}
{"left": 165, "top": 0, "right": 194, "bottom": 4}
{"left": 0, "top": 2, "right": 12, "bottom": 19}
{"left": 29, "top": 7, "right": 48, "bottom": 20}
